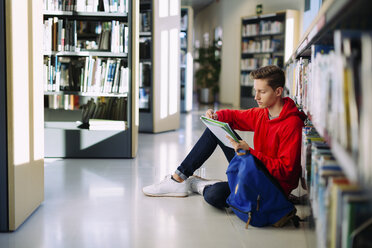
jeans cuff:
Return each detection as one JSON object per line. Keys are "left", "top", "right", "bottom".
{"left": 175, "top": 169, "right": 188, "bottom": 180}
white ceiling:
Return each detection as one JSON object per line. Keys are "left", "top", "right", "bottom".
{"left": 181, "top": 0, "right": 215, "bottom": 13}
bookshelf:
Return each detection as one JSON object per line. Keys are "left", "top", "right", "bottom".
{"left": 180, "top": 6, "right": 193, "bottom": 113}
{"left": 43, "top": 0, "right": 139, "bottom": 158}
{"left": 285, "top": 0, "right": 372, "bottom": 246}
{"left": 0, "top": 0, "right": 7, "bottom": 231}
{"left": 138, "top": 0, "right": 152, "bottom": 117}
{"left": 239, "top": 10, "right": 299, "bottom": 109}
{"left": 139, "top": 0, "right": 181, "bottom": 133}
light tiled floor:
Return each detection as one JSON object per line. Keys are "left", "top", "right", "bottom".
{"left": 0, "top": 104, "right": 316, "bottom": 248}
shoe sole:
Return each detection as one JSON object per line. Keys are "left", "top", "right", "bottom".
{"left": 142, "top": 190, "right": 188, "bottom": 197}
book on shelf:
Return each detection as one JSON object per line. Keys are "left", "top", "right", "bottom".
{"left": 139, "top": 62, "right": 151, "bottom": 87}
{"left": 241, "top": 20, "right": 283, "bottom": 37}
{"left": 287, "top": 30, "right": 372, "bottom": 188}
{"left": 301, "top": 126, "right": 323, "bottom": 180}
{"left": 80, "top": 97, "right": 127, "bottom": 125}
{"left": 139, "top": 88, "right": 149, "bottom": 109}
{"left": 334, "top": 30, "right": 363, "bottom": 156}
{"left": 342, "top": 195, "right": 372, "bottom": 248}
{"left": 285, "top": 122, "right": 372, "bottom": 248}
{"left": 200, "top": 116, "right": 239, "bottom": 149}
{"left": 124, "top": 25, "right": 128, "bottom": 54}
{"left": 360, "top": 33, "right": 372, "bottom": 186}
{"left": 240, "top": 72, "right": 254, "bottom": 86}
{"left": 329, "top": 181, "right": 360, "bottom": 248}
{"left": 43, "top": 18, "right": 128, "bottom": 53}
{"left": 140, "top": 10, "right": 151, "bottom": 32}
{"left": 43, "top": 0, "right": 127, "bottom": 13}
{"left": 47, "top": 94, "right": 79, "bottom": 110}
{"left": 52, "top": 17, "right": 58, "bottom": 51}
{"left": 44, "top": 56, "right": 129, "bottom": 94}
{"left": 310, "top": 141, "right": 332, "bottom": 206}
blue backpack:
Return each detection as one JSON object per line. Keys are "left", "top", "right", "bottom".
{"left": 226, "top": 153, "right": 300, "bottom": 228}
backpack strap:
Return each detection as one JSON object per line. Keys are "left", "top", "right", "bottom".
{"left": 245, "top": 212, "right": 252, "bottom": 229}
{"left": 272, "top": 208, "right": 302, "bottom": 228}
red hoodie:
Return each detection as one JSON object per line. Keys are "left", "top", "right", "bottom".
{"left": 216, "top": 97, "right": 305, "bottom": 196}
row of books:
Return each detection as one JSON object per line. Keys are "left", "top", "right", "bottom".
{"left": 46, "top": 94, "right": 80, "bottom": 110}
{"left": 139, "top": 87, "right": 150, "bottom": 110}
{"left": 139, "top": 62, "right": 151, "bottom": 88}
{"left": 81, "top": 97, "right": 127, "bottom": 125}
{"left": 139, "top": 10, "right": 151, "bottom": 33}
{"left": 285, "top": 31, "right": 363, "bottom": 162}
{"left": 242, "top": 39, "right": 282, "bottom": 54}
{"left": 301, "top": 126, "right": 372, "bottom": 248}
{"left": 43, "top": 56, "right": 129, "bottom": 94}
{"left": 43, "top": 0, "right": 128, "bottom": 13}
{"left": 241, "top": 20, "right": 283, "bottom": 37}
{"left": 240, "top": 57, "right": 281, "bottom": 71}
{"left": 43, "top": 18, "right": 128, "bottom": 53}
{"left": 240, "top": 73, "right": 254, "bottom": 86}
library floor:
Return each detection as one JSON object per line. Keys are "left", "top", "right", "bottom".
{"left": 0, "top": 104, "right": 316, "bottom": 248}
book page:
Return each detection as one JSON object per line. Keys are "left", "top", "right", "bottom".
{"left": 200, "top": 116, "right": 239, "bottom": 149}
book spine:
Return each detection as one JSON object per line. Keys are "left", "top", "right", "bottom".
{"left": 87, "top": 57, "right": 95, "bottom": 92}
{"left": 54, "top": 56, "right": 60, "bottom": 92}
{"left": 83, "top": 57, "right": 90, "bottom": 92}
{"left": 124, "top": 25, "right": 128, "bottom": 54}
{"left": 112, "top": 59, "right": 121, "bottom": 93}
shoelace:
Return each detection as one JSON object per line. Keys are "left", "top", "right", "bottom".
{"left": 153, "top": 175, "right": 172, "bottom": 187}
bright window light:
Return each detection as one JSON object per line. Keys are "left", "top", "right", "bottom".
{"left": 160, "top": 30, "right": 169, "bottom": 119}
{"left": 170, "top": 0, "right": 179, "bottom": 16}
{"left": 169, "top": 28, "right": 179, "bottom": 115}
{"left": 134, "top": 69, "right": 139, "bottom": 126}
{"left": 13, "top": 7, "right": 30, "bottom": 165}
{"left": 159, "top": 0, "right": 168, "bottom": 18}
{"left": 186, "top": 52, "right": 193, "bottom": 111}
{"left": 89, "top": 187, "right": 125, "bottom": 198}
{"left": 285, "top": 18, "right": 294, "bottom": 63}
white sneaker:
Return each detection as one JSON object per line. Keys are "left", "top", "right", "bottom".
{"left": 142, "top": 175, "right": 189, "bottom": 197}
{"left": 187, "top": 176, "right": 222, "bottom": 195}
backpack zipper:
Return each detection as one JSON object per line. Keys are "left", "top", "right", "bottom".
{"left": 256, "top": 195, "right": 260, "bottom": 211}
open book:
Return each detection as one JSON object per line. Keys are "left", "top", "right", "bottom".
{"left": 200, "top": 116, "right": 240, "bottom": 149}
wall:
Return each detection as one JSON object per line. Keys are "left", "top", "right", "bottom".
{"left": 194, "top": 0, "right": 304, "bottom": 107}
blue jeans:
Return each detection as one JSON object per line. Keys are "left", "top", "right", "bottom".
{"left": 175, "top": 128, "right": 241, "bottom": 209}
{"left": 203, "top": 182, "right": 230, "bottom": 209}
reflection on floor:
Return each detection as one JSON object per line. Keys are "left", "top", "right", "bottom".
{"left": 0, "top": 104, "right": 316, "bottom": 248}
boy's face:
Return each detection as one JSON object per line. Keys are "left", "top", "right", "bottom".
{"left": 253, "top": 79, "right": 281, "bottom": 108}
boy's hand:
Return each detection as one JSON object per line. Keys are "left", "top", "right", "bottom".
{"left": 226, "top": 136, "right": 250, "bottom": 153}
{"left": 205, "top": 109, "right": 218, "bottom": 120}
